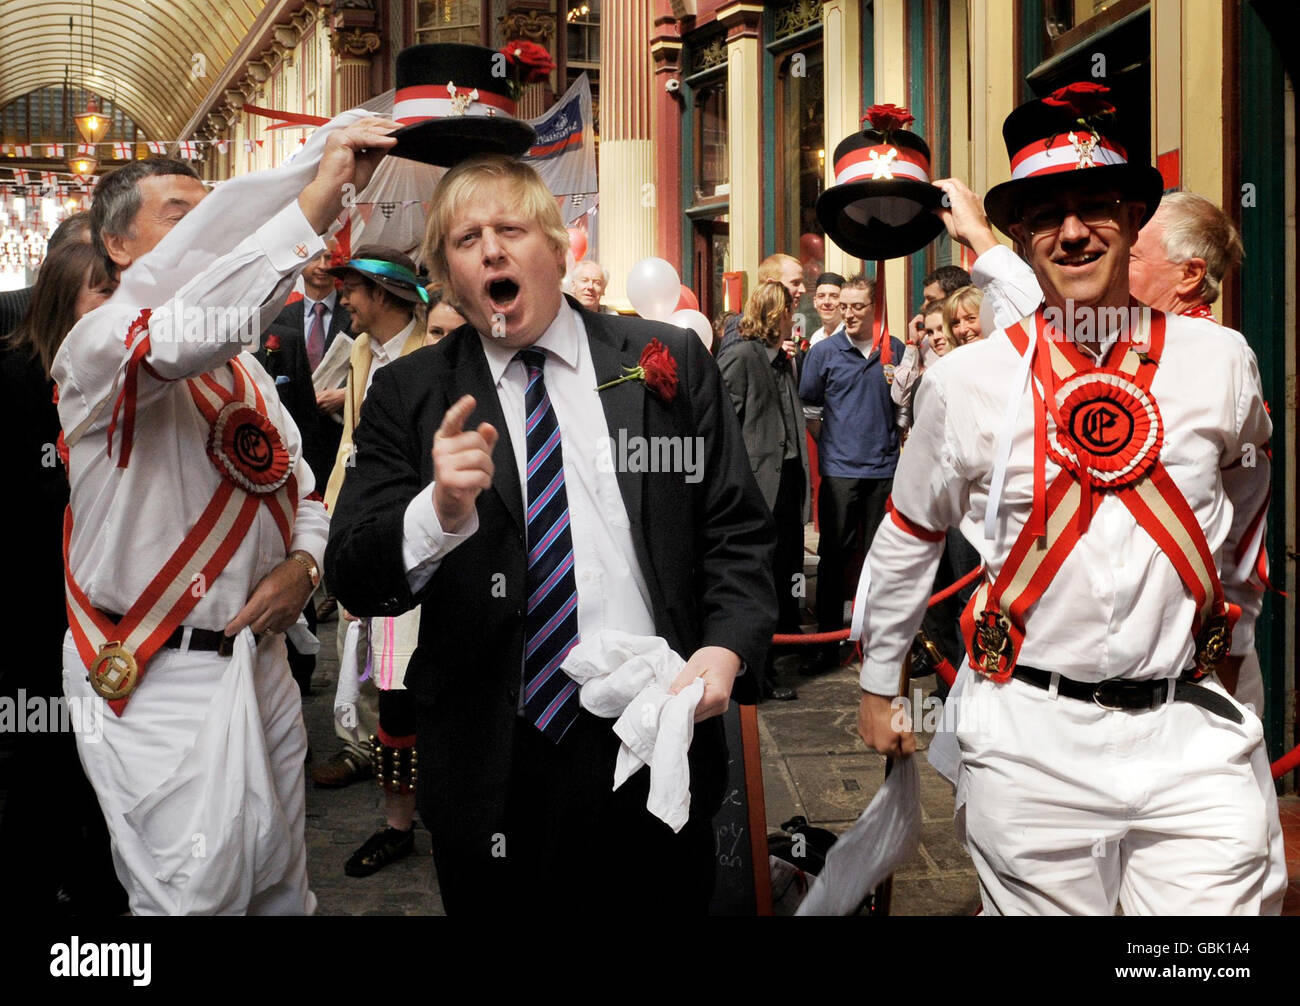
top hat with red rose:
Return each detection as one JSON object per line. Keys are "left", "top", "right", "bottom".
{"left": 982, "top": 81, "right": 1164, "bottom": 236}
{"left": 387, "top": 43, "right": 548, "bottom": 166}
{"left": 816, "top": 104, "right": 946, "bottom": 260}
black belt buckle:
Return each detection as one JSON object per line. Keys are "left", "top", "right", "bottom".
{"left": 1091, "top": 677, "right": 1155, "bottom": 711}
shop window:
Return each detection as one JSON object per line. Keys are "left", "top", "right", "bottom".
{"left": 693, "top": 80, "right": 728, "bottom": 204}
{"left": 774, "top": 42, "right": 825, "bottom": 309}
{"left": 415, "top": 0, "right": 482, "bottom": 45}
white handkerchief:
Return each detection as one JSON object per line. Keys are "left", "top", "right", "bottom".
{"left": 795, "top": 755, "right": 922, "bottom": 916}
{"left": 563, "top": 630, "right": 705, "bottom": 833}
{"left": 122, "top": 629, "right": 293, "bottom": 914}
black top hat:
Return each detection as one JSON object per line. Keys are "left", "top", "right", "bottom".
{"left": 816, "top": 104, "right": 946, "bottom": 261}
{"left": 326, "top": 244, "right": 429, "bottom": 304}
{"left": 983, "top": 82, "right": 1164, "bottom": 236}
{"left": 388, "top": 44, "right": 539, "bottom": 167}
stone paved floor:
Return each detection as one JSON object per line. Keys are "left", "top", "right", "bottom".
{"left": 759, "top": 655, "right": 981, "bottom": 916}
{"left": 303, "top": 619, "right": 444, "bottom": 916}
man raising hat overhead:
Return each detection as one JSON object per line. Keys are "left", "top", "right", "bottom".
{"left": 55, "top": 112, "right": 397, "bottom": 915}
{"left": 855, "top": 82, "right": 1278, "bottom": 914}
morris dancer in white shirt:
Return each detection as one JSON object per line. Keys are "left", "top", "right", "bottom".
{"left": 856, "top": 83, "right": 1278, "bottom": 914}
{"left": 55, "top": 116, "right": 395, "bottom": 914}
{"left": 933, "top": 178, "right": 1271, "bottom": 720}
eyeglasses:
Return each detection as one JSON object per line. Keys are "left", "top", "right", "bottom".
{"left": 1021, "top": 197, "right": 1127, "bottom": 237}
{"left": 840, "top": 301, "right": 874, "bottom": 314}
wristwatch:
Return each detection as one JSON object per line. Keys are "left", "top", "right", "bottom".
{"left": 289, "top": 550, "right": 320, "bottom": 588}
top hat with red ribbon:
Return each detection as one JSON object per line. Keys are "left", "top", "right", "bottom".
{"left": 983, "top": 82, "right": 1164, "bottom": 236}
{"left": 816, "top": 104, "right": 946, "bottom": 261}
{"left": 388, "top": 43, "right": 541, "bottom": 166}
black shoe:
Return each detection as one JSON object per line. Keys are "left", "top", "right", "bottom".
{"left": 344, "top": 826, "right": 415, "bottom": 878}
{"left": 765, "top": 684, "right": 798, "bottom": 701}
{"left": 795, "top": 645, "right": 841, "bottom": 676}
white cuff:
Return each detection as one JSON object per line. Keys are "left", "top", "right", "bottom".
{"left": 402, "top": 484, "right": 479, "bottom": 592}
{"left": 860, "top": 660, "right": 904, "bottom": 697}
{"left": 256, "top": 201, "right": 327, "bottom": 274}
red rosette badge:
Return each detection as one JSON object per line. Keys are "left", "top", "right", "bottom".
{"left": 1046, "top": 372, "right": 1163, "bottom": 488}
{"left": 208, "top": 401, "right": 292, "bottom": 495}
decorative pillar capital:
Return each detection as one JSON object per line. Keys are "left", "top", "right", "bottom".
{"left": 650, "top": 38, "right": 683, "bottom": 76}
{"left": 329, "top": 27, "right": 381, "bottom": 61}
{"left": 717, "top": 2, "right": 764, "bottom": 41}
{"left": 498, "top": 10, "right": 555, "bottom": 43}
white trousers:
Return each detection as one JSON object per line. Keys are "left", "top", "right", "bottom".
{"left": 63, "top": 629, "right": 315, "bottom": 916}
{"left": 955, "top": 672, "right": 1277, "bottom": 915}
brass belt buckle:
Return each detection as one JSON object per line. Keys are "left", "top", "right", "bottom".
{"left": 973, "top": 609, "right": 1012, "bottom": 677}
{"left": 88, "top": 641, "right": 139, "bottom": 701}
{"left": 1194, "top": 612, "right": 1230, "bottom": 675}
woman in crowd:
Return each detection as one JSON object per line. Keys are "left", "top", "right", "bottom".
{"left": 716, "top": 281, "right": 807, "bottom": 703}
{"left": 1, "top": 236, "right": 124, "bottom": 914}
{"left": 943, "top": 285, "right": 985, "bottom": 347}
{"left": 422, "top": 285, "right": 467, "bottom": 347}
{"left": 892, "top": 298, "right": 949, "bottom": 430}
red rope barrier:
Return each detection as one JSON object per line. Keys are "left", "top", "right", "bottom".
{"left": 771, "top": 565, "right": 986, "bottom": 647}
{"left": 1272, "top": 743, "right": 1300, "bottom": 780}
{"left": 925, "top": 565, "right": 985, "bottom": 607}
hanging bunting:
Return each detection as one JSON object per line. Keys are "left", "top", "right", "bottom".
{"left": 113, "top": 141, "right": 133, "bottom": 159}
{"left": 45, "top": 144, "right": 65, "bottom": 158}
{"left": 146, "top": 141, "right": 167, "bottom": 155}
{"left": 177, "top": 141, "right": 200, "bottom": 160}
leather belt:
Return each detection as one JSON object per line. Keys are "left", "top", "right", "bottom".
{"left": 1013, "top": 665, "right": 1243, "bottom": 724}
{"left": 102, "top": 613, "right": 234, "bottom": 658}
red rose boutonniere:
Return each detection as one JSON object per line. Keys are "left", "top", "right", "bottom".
{"left": 500, "top": 41, "right": 555, "bottom": 99}
{"left": 861, "top": 103, "right": 915, "bottom": 139}
{"left": 596, "top": 338, "right": 678, "bottom": 402}
{"left": 264, "top": 334, "right": 281, "bottom": 354}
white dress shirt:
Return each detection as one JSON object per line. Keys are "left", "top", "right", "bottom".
{"left": 363, "top": 317, "right": 419, "bottom": 399}
{"left": 401, "top": 302, "right": 657, "bottom": 646}
{"left": 54, "top": 201, "right": 330, "bottom": 632}
{"left": 860, "top": 310, "right": 1271, "bottom": 695}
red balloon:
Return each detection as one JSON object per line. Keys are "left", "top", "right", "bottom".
{"left": 675, "top": 284, "right": 699, "bottom": 313}
{"left": 567, "top": 227, "right": 588, "bottom": 261}
{"left": 799, "top": 232, "right": 825, "bottom": 261}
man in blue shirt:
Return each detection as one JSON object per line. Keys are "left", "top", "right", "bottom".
{"left": 798, "top": 275, "right": 903, "bottom": 672}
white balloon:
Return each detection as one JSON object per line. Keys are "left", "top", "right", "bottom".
{"left": 666, "top": 308, "right": 714, "bottom": 350}
{"left": 626, "top": 257, "right": 681, "bottom": 321}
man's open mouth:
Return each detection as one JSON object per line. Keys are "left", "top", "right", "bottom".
{"left": 487, "top": 278, "right": 520, "bottom": 310}
{"left": 1054, "top": 251, "right": 1102, "bottom": 268}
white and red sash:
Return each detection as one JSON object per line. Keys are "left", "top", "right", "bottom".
{"left": 65, "top": 357, "right": 297, "bottom": 716}
{"left": 960, "top": 308, "right": 1236, "bottom": 682}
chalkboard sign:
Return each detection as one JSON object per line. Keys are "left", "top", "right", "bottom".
{"left": 708, "top": 702, "right": 773, "bottom": 915}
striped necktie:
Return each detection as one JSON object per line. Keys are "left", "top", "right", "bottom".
{"left": 517, "top": 349, "right": 582, "bottom": 742}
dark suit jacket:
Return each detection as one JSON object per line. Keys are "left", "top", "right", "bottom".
{"left": 255, "top": 295, "right": 353, "bottom": 489}
{"left": 0, "top": 287, "right": 32, "bottom": 338}
{"left": 716, "top": 337, "right": 810, "bottom": 521}
{"left": 325, "top": 299, "right": 777, "bottom": 862}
